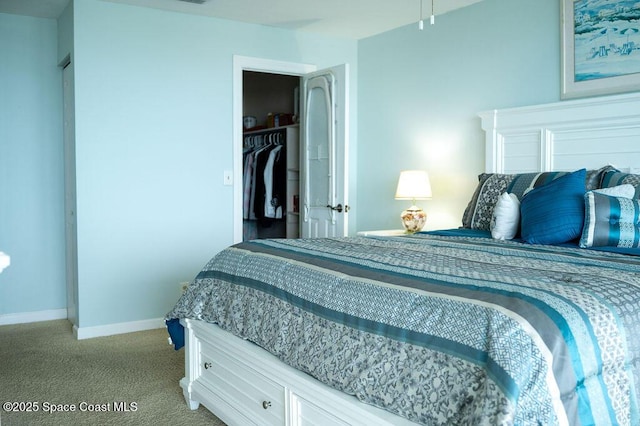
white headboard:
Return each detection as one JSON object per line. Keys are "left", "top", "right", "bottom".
{"left": 479, "top": 93, "right": 640, "bottom": 174}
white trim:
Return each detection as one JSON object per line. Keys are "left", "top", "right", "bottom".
{"left": 232, "top": 55, "right": 316, "bottom": 243}
{"left": 74, "top": 317, "right": 165, "bottom": 340}
{"left": 0, "top": 308, "right": 67, "bottom": 326}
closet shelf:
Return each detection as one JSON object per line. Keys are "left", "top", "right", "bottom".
{"left": 243, "top": 124, "right": 299, "bottom": 136}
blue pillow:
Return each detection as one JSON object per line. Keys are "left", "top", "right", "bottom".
{"left": 520, "top": 169, "right": 586, "bottom": 245}
{"left": 580, "top": 192, "right": 640, "bottom": 248}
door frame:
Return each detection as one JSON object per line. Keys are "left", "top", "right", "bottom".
{"left": 232, "top": 56, "right": 316, "bottom": 243}
{"left": 61, "top": 56, "right": 78, "bottom": 327}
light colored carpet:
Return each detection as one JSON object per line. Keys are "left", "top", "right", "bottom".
{"left": 0, "top": 320, "right": 225, "bottom": 426}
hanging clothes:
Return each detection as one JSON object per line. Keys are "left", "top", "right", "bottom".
{"left": 242, "top": 129, "right": 287, "bottom": 227}
{"left": 263, "top": 144, "right": 284, "bottom": 219}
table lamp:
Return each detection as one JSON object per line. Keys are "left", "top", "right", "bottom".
{"left": 395, "top": 170, "right": 432, "bottom": 233}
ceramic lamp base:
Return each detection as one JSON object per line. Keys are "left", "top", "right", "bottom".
{"left": 400, "top": 206, "right": 427, "bottom": 233}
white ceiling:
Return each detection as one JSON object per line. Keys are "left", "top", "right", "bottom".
{"left": 0, "top": 0, "right": 482, "bottom": 39}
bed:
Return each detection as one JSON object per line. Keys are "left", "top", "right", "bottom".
{"left": 166, "top": 92, "right": 640, "bottom": 426}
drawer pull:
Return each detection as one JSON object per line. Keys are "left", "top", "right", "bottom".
{"left": 262, "top": 400, "right": 272, "bottom": 410}
{"left": 203, "top": 362, "right": 212, "bottom": 370}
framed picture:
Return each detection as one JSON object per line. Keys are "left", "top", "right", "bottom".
{"left": 562, "top": 0, "right": 640, "bottom": 99}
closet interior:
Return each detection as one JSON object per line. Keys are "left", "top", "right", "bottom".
{"left": 242, "top": 71, "right": 300, "bottom": 241}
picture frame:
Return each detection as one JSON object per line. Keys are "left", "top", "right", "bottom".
{"left": 561, "top": 0, "right": 640, "bottom": 99}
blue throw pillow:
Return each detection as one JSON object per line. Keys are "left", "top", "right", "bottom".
{"left": 520, "top": 169, "right": 586, "bottom": 245}
{"left": 580, "top": 192, "right": 640, "bottom": 248}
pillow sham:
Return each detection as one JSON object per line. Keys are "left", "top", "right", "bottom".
{"left": 507, "top": 171, "right": 567, "bottom": 199}
{"left": 507, "top": 165, "right": 614, "bottom": 198}
{"left": 587, "top": 164, "right": 618, "bottom": 190}
{"left": 462, "top": 173, "right": 516, "bottom": 231}
{"left": 580, "top": 191, "right": 640, "bottom": 248}
{"left": 490, "top": 192, "right": 520, "bottom": 240}
{"left": 600, "top": 170, "right": 640, "bottom": 198}
{"left": 520, "top": 169, "right": 586, "bottom": 245}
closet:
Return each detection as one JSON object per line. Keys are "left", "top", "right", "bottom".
{"left": 242, "top": 71, "right": 300, "bottom": 241}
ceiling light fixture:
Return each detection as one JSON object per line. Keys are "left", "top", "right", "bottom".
{"left": 430, "top": 0, "right": 435, "bottom": 25}
{"left": 418, "top": 0, "right": 435, "bottom": 30}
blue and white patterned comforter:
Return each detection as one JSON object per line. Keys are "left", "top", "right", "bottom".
{"left": 166, "top": 233, "right": 640, "bottom": 425}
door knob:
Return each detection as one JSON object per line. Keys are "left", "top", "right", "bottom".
{"left": 326, "top": 204, "right": 350, "bottom": 213}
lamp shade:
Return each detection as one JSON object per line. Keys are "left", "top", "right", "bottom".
{"left": 395, "top": 170, "right": 432, "bottom": 200}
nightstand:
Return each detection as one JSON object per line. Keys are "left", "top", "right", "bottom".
{"left": 356, "top": 229, "right": 409, "bottom": 237}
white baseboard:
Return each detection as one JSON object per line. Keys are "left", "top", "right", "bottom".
{"left": 0, "top": 310, "right": 166, "bottom": 340}
{"left": 74, "top": 317, "right": 165, "bottom": 340}
{"left": 0, "top": 308, "right": 67, "bottom": 326}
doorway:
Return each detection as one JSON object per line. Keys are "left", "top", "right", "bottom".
{"left": 232, "top": 56, "right": 350, "bottom": 243}
{"left": 232, "top": 56, "right": 315, "bottom": 243}
{"left": 242, "top": 71, "right": 300, "bottom": 241}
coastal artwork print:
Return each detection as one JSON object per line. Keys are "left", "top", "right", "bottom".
{"left": 562, "top": 0, "right": 640, "bottom": 98}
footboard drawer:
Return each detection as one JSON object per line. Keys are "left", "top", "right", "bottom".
{"left": 180, "top": 319, "right": 418, "bottom": 426}
{"left": 197, "top": 339, "right": 285, "bottom": 425}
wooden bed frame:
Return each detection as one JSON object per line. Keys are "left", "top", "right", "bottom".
{"left": 180, "top": 318, "right": 415, "bottom": 425}
{"left": 180, "top": 92, "right": 640, "bottom": 425}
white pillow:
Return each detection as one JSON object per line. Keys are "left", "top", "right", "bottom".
{"left": 593, "top": 184, "right": 635, "bottom": 199}
{"left": 490, "top": 192, "right": 520, "bottom": 240}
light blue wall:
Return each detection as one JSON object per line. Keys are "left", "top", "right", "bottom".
{"left": 357, "top": 0, "right": 560, "bottom": 232}
{"left": 1, "top": 0, "right": 564, "bottom": 330}
{"left": 0, "top": 14, "right": 66, "bottom": 315}
{"left": 71, "top": 0, "right": 358, "bottom": 327}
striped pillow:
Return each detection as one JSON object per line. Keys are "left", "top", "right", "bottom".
{"left": 600, "top": 170, "right": 640, "bottom": 198}
{"left": 580, "top": 192, "right": 640, "bottom": 248}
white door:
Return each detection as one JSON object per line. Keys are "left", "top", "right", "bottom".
{"left": 301, "top": 64, "right": 349, "bottom": 238}
{"left": 63, "top": 61, "right": 78, "bottom": 327}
